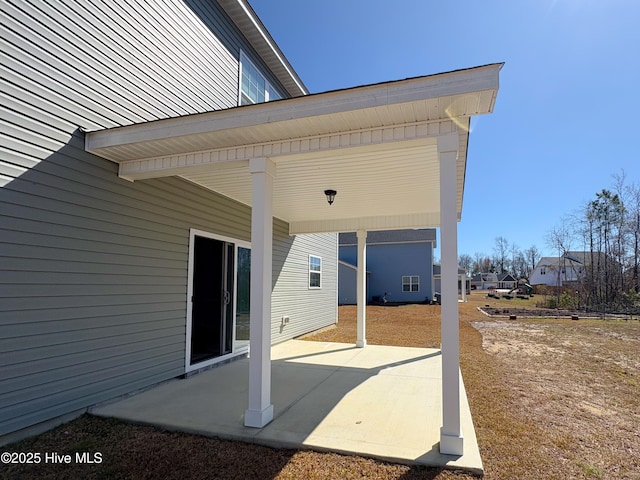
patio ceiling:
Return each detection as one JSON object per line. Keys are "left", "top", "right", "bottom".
{"left": 85, "top": 63, "right": 502, "bottom": 234}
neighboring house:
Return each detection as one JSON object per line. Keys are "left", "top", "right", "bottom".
{"left": 530, "top": 254, "right": 586, "bottom": 287}
{"left": 433, "top": 266, "right": 470, "bottom": 296}
{"left": 338, "top": 230, "right": 436, "bottom": 304}
{"left": 497, "top": 273, "right": 517, "bottom": 290}
{"left": 470, "top": 272, "right": 499, "bottom": 290}
{"left": 1, "top": 0, "right": 337, "bottom": 442}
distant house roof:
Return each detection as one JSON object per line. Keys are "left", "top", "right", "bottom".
{"left": 339, "top": 229, "right": 437, "bottom": 246}
{"left": 535, "top": 252, "right": 621, "bottom": 274}
{"left": 535, "top": 255, "right": 585, "bottom": 268}
{"left": 498, "top": 273, "right": 517, "bottom": 282}
{"left": 563, "top": 251, "right": 614, "bottom": 266}
{"left": 563, "top": 252, "right": 587, "bottom": 264}
{"left": 471, "top": 273, "right": 498, "bottom": 282}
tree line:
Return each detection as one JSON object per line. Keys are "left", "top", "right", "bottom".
{"left": 546, "top": 172, "right": 640, "bottom": 310}
{"left": 458, "top": 239, "right": 542, "bottom": 279}
{"left": 458, "top": 171, "right": 640, "bottom": 311}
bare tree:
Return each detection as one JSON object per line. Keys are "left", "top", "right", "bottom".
{"left": 613, "top": 172, "right": 629, "bottom": 294}
{"left": 587, "top": 189, "right": 625, "bottom": 304}
{"left": 483, "top": 257, "right": 494, "bottom": 273}
{"left": 627, "top": 181, "right": 640, "bottom": 293}
{"left": 524, "top": 245, "right": 541, "bottom": 278}
{"left": 472, "top": 252, "right": 486, "bottom": 275}
{"left": 509, "top": 243, "right": 524, "bottom": 278}
{"left": 493, "top": 236, "right": 509, "bottom": 275}
{"left": 512, "top": 251, "right": 527, "bottom": 279}
{"left": 458, "top": 253, "right": 473, "bottom": 275}
{"left": 546, "top": 220, "right": 574, "bottom": 302}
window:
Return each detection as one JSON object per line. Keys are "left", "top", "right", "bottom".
{"left": 309, "top": 255, "right": 322, "bottom": 288}
{"left": 402, "top": 275, "right": 420, "bottom": 292}
{"left": 240, "top": 52, "right": 282, "bottom": 105}
{"left": 541, "top": 268, "right": 546, "bottom": 275}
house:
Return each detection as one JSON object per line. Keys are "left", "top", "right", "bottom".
{"left": 338, "top": 229, "right": 436, "bottom": 304}
{"left": 529, "top": 254, "right": 586, "bottom": 287}
{"left": 497, "top": 273, "right": 518, "bottom": 290}
{"left": 470, "top": 272, "right": 499, "bottom": 290}
{"left": 1, "top": 0, "right": 502, "bottom": 456}
{"left": 433, "top": 265, "right": 471, "bottom": 297}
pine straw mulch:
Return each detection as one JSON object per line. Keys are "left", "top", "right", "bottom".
{"left": 3, "top": 296, "right": 639, "bottom": 479}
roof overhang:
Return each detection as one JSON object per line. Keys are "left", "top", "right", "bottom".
{"left": 85, "top": 63, "right": 502, "bottom": 235}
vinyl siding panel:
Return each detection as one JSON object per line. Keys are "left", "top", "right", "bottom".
{"left": 1, "top": 167, "right": 254, "bottom": 435}
{"left": 271, "top": 221, "right": 338, "bottom": 342}
{"left": 0, "top": 0, "right": 277, "bottom": 185}
{"left": 2, "top": 0, "right": 237, "bottom": 125}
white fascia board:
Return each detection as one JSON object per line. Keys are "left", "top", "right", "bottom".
{"left": 217, "top": 0, "right": 307, "bottom": 97}
{"left": 234, "top": 0, "right": 307, "bottom": 96}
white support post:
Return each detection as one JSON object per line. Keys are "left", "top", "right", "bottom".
{"left": 431, "top": 264, "right": 436, "bottom": 303}
{"left": 438, "top": 133, "right": 464, "bottom": 455}
{"left": 245, "top": 157, "right": 276, "bottom": 428}
{"left": 356, "top": 229, "right": 367, "bottom": 348}
{"left": 460, "top": 274, "right": 467, "bottom": 302}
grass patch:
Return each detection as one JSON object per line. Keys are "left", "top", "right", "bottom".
{"left": 579, "top": 463, "right": 603, "bottom": 478}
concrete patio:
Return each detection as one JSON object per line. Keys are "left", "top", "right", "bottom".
{"left": 91, "top": 340, "right": 483, "bottom": 474}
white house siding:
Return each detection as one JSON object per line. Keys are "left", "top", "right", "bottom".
{"left": 530, "top": 265, "right": 582, "bottom": 287}
{"left": 0, "top": 0, "right": 332, "bottom": 439}
{"left": 0, "top": 154, "right": 256, "bottom": 436}
{"left": 271, "top": 222, "right": 338, "bottom": 342}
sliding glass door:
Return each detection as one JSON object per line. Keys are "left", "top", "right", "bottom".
{"left": 188, "top": 232, "right": 251, "bottom": 369}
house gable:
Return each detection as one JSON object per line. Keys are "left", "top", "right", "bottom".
{"left": 530, "top": 254, "right": 586, "bottom": 287}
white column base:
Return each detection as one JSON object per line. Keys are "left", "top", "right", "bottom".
{"left": 244, "top": 404, "right": 274, "bottom": 428}
{"left": 440, "top": 428, "right": 464, "bottom": 456}
{"left": 355, "top": 339, "right": 367, "bottom": 348}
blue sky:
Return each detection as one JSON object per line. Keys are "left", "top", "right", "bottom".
{"left": 249, "top": 0, "right": 640, "bottom": 259}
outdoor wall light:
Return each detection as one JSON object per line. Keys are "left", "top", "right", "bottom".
{"left": 324, "top": 189, "right": 337, "bottom": 205}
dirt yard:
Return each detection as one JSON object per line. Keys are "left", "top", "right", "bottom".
{"left": 3, "top": 294, "right": 639, "bottom": 479}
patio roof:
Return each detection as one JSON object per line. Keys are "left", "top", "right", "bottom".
{"left": 85, "top": 62, "right": 502, "bottom": 458}
{"left": 85, "top": 63, "right": 502, "bottom": 235}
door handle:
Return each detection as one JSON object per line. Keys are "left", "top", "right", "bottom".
{"left": 224, "top": 290, "right": 231, "bottom": 305}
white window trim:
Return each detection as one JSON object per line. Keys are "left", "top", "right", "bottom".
{"left": 239, "top": 51, "right": 281, "bottom": 106}
{"left": 309, "top": 254, "right": 322, "bottom": 289}
{"left": 402, "top": 275, "right": 420, "bottom": 292}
